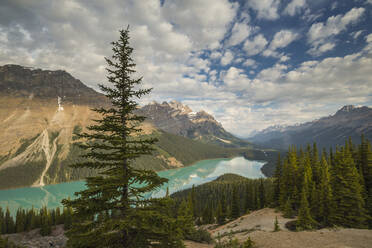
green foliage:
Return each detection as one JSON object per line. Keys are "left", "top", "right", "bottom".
{"left": 242, "top": 237, "right": 255, "bottom": 248}
{"left": 273, "top": 137, "right": 372, "bottom": 229}
{"left": 185, "top": 228, "right": 213, "bottom": 244}
{"left": 0, "top": 235, "right": 23, "bottom": 248}
{"left": 62, "top": 27, "right": 182, "bottom": 247}
{"left": 172, "top": 174, "right": 273, "bottom": 224}
{"left": 273, "top": 216, "right": 280, "bottom": 232}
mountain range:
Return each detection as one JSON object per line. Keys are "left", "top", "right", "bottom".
{"left": 0, "top": 64, "right": 263, "bottom": 190}
{"left": 249, "top": 105, "right": 372, "bottom": 149}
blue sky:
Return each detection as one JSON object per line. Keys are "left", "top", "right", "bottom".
{"left": 0, "top": 0, "right": 372, "bottom": 137}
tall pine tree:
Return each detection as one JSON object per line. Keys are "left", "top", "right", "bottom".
{"left": 62, "top": 27, "right": 181, "bottom": 247}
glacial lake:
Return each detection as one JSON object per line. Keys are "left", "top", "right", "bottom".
{"left": 0, "top": 157, "right": 264, "bottom": 214}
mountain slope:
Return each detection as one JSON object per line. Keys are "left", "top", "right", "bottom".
{"left": 137, "top": 101, "right": 251, "bottom": 148}
{"left": 249, "top": 105, "right": 372, "bottom": 149}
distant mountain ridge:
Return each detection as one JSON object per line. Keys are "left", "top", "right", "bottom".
{"left": 0, "top": 64, "right": 108, "bottom": 106}
{"left": 137, "top": 100, "right": 251, "bottom": 147}
{"left": 249, "top": 105, "right": 372, "bottom": 149}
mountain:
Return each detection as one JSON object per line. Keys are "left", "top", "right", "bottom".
{"left": 249, "top": 105, "right": 372, "bottom": 149}
{"left": 0, "top": 64, "right": 108, "bottom": 106}
{"left": 0, "top": 64, "right": 264, "bottom": 189}
{"left": 137, "top": 101, "right": 251, "bottom": 147}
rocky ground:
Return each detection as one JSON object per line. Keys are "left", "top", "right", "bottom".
{"left": 4, "top": 209, "right": 372, "bottom": 248}
{"left": 186, "top": 208, "right": 372, "bottom": 248}
{"left": 5, "top": 225, "right": 66, "bottom": 248}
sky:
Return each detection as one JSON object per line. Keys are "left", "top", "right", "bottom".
{"left": 0, "top": 0, "right": 372, "bottom": 137}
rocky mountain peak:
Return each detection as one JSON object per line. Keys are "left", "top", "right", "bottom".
{"left": 336, "top": 105, "right": 357, "bottom": 114}
{"left": 0, "top": 64, "right": 108, "bottom": 106}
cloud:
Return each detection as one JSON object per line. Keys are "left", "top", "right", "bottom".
{"left": 307, "top": 7, "right": 365, "bottom": 55}
{"left": 243, "top": 34, "right": 268, "bottom": 56}
{"left": 226, "top": 21, "right": 254, "bottom": 46}
{"left": 284, "top": 0, "right": 307, "bottom": 16}
{"left": 270, "top": 30, "right": 299, "bottom": 50}
{"left": 221, "top": 67, "right": 251, "bottom": 91}
{"left": 220, "top": 50, "right": 234, "bottom": 66}
{"left": 262, "top": 30, "right": 298, "bottom": 58}
{"left": 162, "top": 0, "right": 238, "bottom": 49}
{"left": 243, "top": 59, "right": 256, "bottom": 67}
{"left": 246, "top": 0, "right": 280, "bottom": 20}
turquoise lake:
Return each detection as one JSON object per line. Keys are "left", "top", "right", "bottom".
{"left": 0, "top": 157, "right": 264, "bottom": 214}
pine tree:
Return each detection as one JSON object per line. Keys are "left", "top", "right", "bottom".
{"left": 231, "top": 187, "right": 240, "bottom": 219}
{"left": 273, "top": 154, "right": 282, "bottom": 206}
{"left": 0, "top": 207, "right": 4, "bottom": 234}
{"left": 359, "top": 136, "right": 372, "bottom": 228}
{"left": 318, "top": 154, "right": 334, "bottom": 226}
{"left": 177, "top": 200, "right": 194, "bottom": 237}
{"left": 5, "top": 208, "right": 14, "bottom": 234}
{"left": 273, "top": 216, "right": 280, "bottom": 232}
{"left": 220, "top": 194, "right": 227, "bottom": 222}
{"left": 283, "top": 198, "right": 294, "bottom": 218}
{"left": 62, "top": 27, "right": 183, "bottom": 247}
{"left": 296, "top": 169, "right": 317, "bottom": 230}
{"left": 202, "top": 205, "right": 213, "bottom": 224}
{"left": 331, "top": 148, "right": 368, "bottom": 228}
{"left": 258, "top": 179, "right": 265, "bottom": 209}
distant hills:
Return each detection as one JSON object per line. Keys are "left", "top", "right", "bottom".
{"left": 0, "top": 64, "right": 263, "bottom": 189}
{"left": 249, "top": 105, "right": 372, "bottom": 149}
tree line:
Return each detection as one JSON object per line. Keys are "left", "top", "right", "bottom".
{"left": 0, "top": 205, "right": 73, "bottom": 236}
{"left": 171, "top": 174, "right": 273, "bottom": 225}
{"left": 273, "top": 136, "right": 372, "bottom": 230}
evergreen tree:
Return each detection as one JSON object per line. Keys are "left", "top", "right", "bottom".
{"left": 273, "top": 216, "right": 280, "bottom": 232}
{"left": 331, "top": 148, "right": 368, "bottom": 228}
{"left": 283, "top": 198, "right": 294, "bottom": 218}
{"left": 359, "top": 135, "right": 372, "bottom": 228}
{"left": 215, "top": 203, "right": 224, "bottom": 225}
{"left": 273, "top": 154, "right": 282, "bottom": 206}
{"left": 5, "top": 208, "right": 14, "bottom": 234}
{"left": 177, "top": 200, "right": 194, "bottom": 237}
{"left": 202, "top": 205, "right": 213, "bottom": 224}
{"left": 318, "top": 154, "right": 334, "bottom": 226}
{"left": 0, "top": 207, "right": 4, "bottom": 235}
{"left": 63, "top": 28, "right": 181, "bottom": 247}
{"left": 296, "top": 169, "right": 317, "bottom": 230}
{"left": 231, "top": 187, "right": 240, "bottom": 219}
{"left": 258, "top": 179, "right": 265, "bottom": 209}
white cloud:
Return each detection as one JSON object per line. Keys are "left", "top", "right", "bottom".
{"left": 226, "top": 21, "right": 254, "bottom": 46}
{"left": 246, "top": 0, "right": 280, "bottom": 20}
{"left": 210, "top": 51, "right": 222, "bottom": 60}
{"left": 307, "top": 7, "right": 365, "bottom": 55}
{"left": 243, "top": 34, "right": 268, "bottom": 56}
{"left": 270, "top": 30, "right": 299, "bottom": 50}
{"left": 221, "top": 67, "right": 251, "bottom": 91}
{"left": 351, "top": 30, "right": 364, "bottom": 39}
{"left": 284, "top": 0, "right": 307, "bottom": 16}
{"left": 220, "top": 50, "right": 234, "bottom": 66}
{"left": 243, "top": 59, "right": 256, "bottom": 67}
{"left": 262, "top": 30, "right": 298, "bottom": 59}
{"left": 162, "top": 0, "right": 238, "bottom": 49}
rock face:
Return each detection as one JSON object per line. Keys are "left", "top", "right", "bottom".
{"left": 249, "top": 105, "right": 372, "bottom": 149}
{"left": 137, "top": 101, "right": 249, "bottom": 147}
{"left": 0, "top": 64, "right": 108, "bottom": 106}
